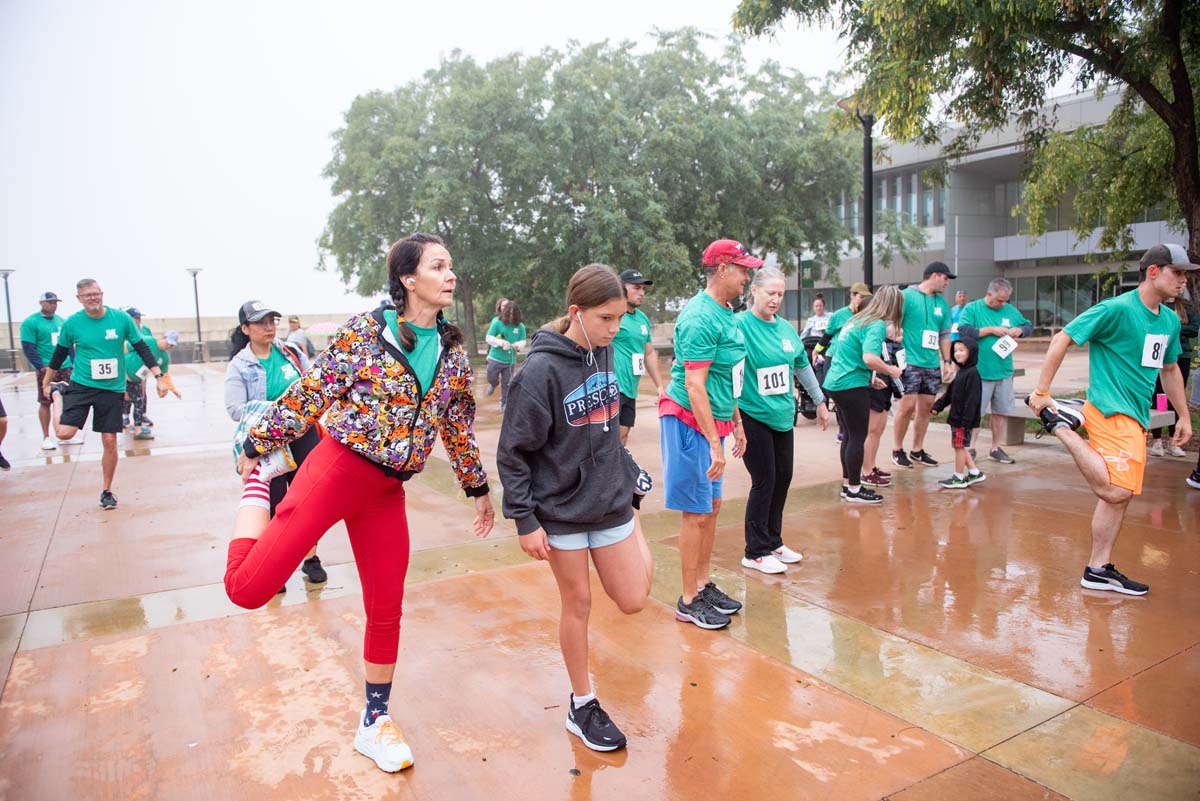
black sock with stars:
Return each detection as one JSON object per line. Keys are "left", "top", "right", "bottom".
{"left": 364, "top": 681, "right": 392, "bottom": 727}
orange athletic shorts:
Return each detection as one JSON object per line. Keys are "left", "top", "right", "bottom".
{"left": 1082, "top": 401, "right": 1146, "bottom": 495}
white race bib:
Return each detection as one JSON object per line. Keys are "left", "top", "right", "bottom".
{"left": 91, "top": 358, "right": 118, "bottom": 380}
{"left": 51, "top": 332, "right": 59, "bottom": 347}
{"left": 632, "top": 353, "right": 646, "bottom": 376}
{"left": 950, "top": 323, "right": 959, "bottom": 335}
{"left": 895, "top": 347, "right": 908, "bottom": 371}
{"left": 921, "top": 329, "right": 939, "bottom": 350}
{"left": 732, "top": 359, "right": 745, "bottom": 399}
{"left": 757, "top": 364, "right": 790, "bottom": 396}
{"left": 991, "top": 335, "right": 1018, "bottom": 359}
{"left": 1142, "top": 334, "right": 1169, "bottom": 368}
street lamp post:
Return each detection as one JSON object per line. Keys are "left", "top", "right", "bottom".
{"left": 0, "top": 269, "right": 15, "bottom": 373}
{"left": 837, "top": 96, "right": 876, "bottom": 289}
{"left": 185, "top": 268, "right": 203, "bottom": 363}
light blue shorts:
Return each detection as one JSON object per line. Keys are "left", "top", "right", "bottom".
{"left": 660, "top": 413, "right": 724, "bottom": 514}
{"left": 547, "top": 517, "right": 635, "bottom": 551}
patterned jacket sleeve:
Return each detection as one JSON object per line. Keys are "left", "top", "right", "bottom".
{"left": 438, "top": 350, "right": 489, "bottom": 496}
{"left": 245, "top": 320, "right": 357, "bottom": 456}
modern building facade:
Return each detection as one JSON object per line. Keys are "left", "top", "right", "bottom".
{"left": 790, "top": 92, "right": 1186, "bottom": 332}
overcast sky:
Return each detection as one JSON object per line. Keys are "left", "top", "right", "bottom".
{"left": 1, "top": 0, "right": 845, "bottom": 323}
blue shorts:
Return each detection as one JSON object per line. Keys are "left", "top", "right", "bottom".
{"left": 660, "top": 413, "right": 724, "bottom": 514}
{"left": 547, "top": 517, "right": 635, "bottom": 551}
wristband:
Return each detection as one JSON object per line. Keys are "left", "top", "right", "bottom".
{"left": 1032, "top": 390, "right": 1051, "bottom": 397}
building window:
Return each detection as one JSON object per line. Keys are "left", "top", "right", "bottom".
{"left": 1036, "top": 275, "right": 1057, "bottom": 329}
{"left": 908, "top": 173, "right": 918, "bottom": 223}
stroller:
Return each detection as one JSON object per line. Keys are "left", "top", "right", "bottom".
{"left": 794, "top": 335, "right": 826, "bottom": 423}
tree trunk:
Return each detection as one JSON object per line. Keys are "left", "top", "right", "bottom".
{"left": 459, "top": 272, "right": 479, "bottom": 356}
{"left": 1168, "top": 121, "right": 1200, "bottom": 315}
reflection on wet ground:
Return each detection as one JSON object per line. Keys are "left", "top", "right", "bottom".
{"left": 0, "top": 363, "right": 1197, "bottom": 799}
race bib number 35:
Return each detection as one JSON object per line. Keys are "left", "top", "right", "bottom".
{"left": 1142, "top": 334, "right": 1169, "bottom": 368}
{"left": 756, "top": 364, "right": 790, "bottom": 396}
{"left": 732, "top": 360, "right": 745, "bottom": 399}
{"left": 91, "top": 358, "right": 118, "bottom": 380}
{"left": 632, "top": 353, "right": 646, "bottom": 376}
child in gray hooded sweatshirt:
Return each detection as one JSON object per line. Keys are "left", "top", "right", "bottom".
{"left": 496, "top": 263, "right": 653, "bottom": 754}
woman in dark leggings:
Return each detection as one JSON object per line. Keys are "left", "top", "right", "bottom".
{"left": 819, "top": 286, "right": 904, "bottom": 504}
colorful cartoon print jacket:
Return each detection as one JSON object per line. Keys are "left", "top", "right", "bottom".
{"left": 244, "top": 310, "right": 489, "bottom": 496}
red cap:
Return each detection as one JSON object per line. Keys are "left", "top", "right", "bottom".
{"left": 702, "top": 239, "right": 764, "bottom": 269}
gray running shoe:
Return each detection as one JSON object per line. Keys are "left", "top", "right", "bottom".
{"left": 698, "top": 582, "right": 742, "bottom": 615}
{"left": 675, "top": 595, "right": 731, "bottom": 630}
{"left": 989, "top": 447, "right": 1015, "bottom": 464}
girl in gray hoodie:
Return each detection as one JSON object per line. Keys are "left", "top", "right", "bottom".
{"left": 497, "top": 263, "right": 653, "bottom": 753}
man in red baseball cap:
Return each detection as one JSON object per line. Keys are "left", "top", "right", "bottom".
{"left": 701, "top": 239, "right": 765, "bottom": 270}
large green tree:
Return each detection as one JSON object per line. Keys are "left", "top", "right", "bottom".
{"left": 320, "top": 30, "right": 867, "bottom": 341}
{"left": 734, "top": 0, "right": 1200, "bottom": 270}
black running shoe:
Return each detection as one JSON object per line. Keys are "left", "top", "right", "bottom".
{"left": 1188, "top": 470, "right": 1200, "bottom": 490}
{"left": 842, "top": 486, "right": 883, "bottom": 504}
{"left": 566, "top": 696, "right": 627, "bottom": 751}
{"left": 675, "top": 595, "right": 731, "bottom": 629}
{"left": 49, "top": 380, "right": 69, "bottom": 396}
{"left": 891, "top": 449, "right": 913, "bottom": 468}
{"left": 698, "top": 582, "right": 742, "bottom": 614}
{"left": 302, "top": 556, "right": 328, "bottom": 583}
{"left": 99, "top": 490, "right": 117, "bottom": 510}
{"left": 909, "top": 449, "right": 938, "bottom": 466}
{"left": 1080, "top": 563, "right": 1148, "bottom": 596}
{"left": 1025, "top": 396, "right": 1085, "bottom": 437}
{"left": 626, "top": 448, "right": 653, "bottom": 495}
{"left": 0, "top": 452, "right": 10, "bottom": 471}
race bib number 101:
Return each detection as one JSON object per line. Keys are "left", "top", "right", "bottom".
{"left": 756, "top": 364, "right": 790, "bottom": 396}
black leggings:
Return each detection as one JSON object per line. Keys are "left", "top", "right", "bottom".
{"left": 742, "top": 414, "right": 794, "bottom": 558}
{"left": 827, "top": 386, "right": 870, "bottom": 484}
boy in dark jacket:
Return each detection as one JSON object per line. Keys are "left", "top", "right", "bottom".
{"left": 931, "top": 337, "right": 985, "bottom": 488}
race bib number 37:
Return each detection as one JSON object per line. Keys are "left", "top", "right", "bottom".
{"left": 1142, "top": 334, "right": 1169, "bottom": 368}
{"left": 757, "top": 364, "right": 790, "bottom": 396}
{"left": 91, "top": 358, "right": 118, "bottom": 380}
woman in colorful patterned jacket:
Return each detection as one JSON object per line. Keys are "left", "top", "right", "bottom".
{"left": 224, "top": 232, "right": 495, "bottom": 774}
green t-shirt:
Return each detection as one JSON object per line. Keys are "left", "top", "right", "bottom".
{"left": 823, "top": 306, "right": 854, "bottom": 358}
{"left": 20, "top": 312, "right": 70, "bottom": 368}
{"left": 666, "top": 291, "right": 746, "bottom": 422}
{"left": 123, "top": 335, "right": 167, "bottom": 382}
{"left": 613, "top": 307, "right": 654, "bottom": 400}
{"left": 486, "top": 317, "right": 526, "bottom": 365}
{"left": 958, "top": 299, "right": 1030, "bottom": 381}
{"left": 259, "top": 346, "right": 303, "bottom": 402}
{"left": 822, "top": 318, "right": 886, "bottom": 392}
{"left": 386, "top": 310, "right": 440, "bottom": 392}
{"left": 735, "top": 311, "right": 811, "bottom": 432}
{"left": 900, "top": 286, "right": 951, "bottom": 369}
{"left": 57, "top": 307, "right": 143, "bottom": 391}
{"left": 1064, "top": 290, "right": 1182, "bottom": 429}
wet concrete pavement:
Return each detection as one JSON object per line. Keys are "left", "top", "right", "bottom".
{"left": 0, "top": 362, "right": 1197, "bottom": 800}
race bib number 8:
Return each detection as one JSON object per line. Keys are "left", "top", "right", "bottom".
{"left": 632, "top": 353, "right": 646, "bottom": 376}
{"left": 1142, "top": 334, "right": 1169, "bottom": 368}
{"left": 921, "top": 329, "right": 939, "bottom": 350}
{"left": 991, "top": 335, "right": 1018, "bottom": 359}
{"left": 91, "top": 358, "right": 118, "bottom": 380}
{"left": 757, "top": 364, "right": 790, "bottom": 396}
{"left": 732, "top": 360, "right": 745, "bottom": 399}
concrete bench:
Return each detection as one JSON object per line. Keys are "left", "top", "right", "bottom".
{"left": 994, "top": 404, "right": 1177, "bottom": 446}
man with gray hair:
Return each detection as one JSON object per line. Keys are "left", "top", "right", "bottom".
{"left": 957, "top": 277, "right": 1032, "bottom": 463}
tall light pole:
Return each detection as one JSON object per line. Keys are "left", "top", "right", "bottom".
{"left": 185, "top": 268, "right": 203, "bottom": 363}
{"left": 837, "top": 96, "right": 876, "bottom": 289}
{"left": 0, "top": 269, "right": 15, "bottom": 373}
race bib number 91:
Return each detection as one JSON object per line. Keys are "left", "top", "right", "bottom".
{"left": 91, "top": 358, "right": 117, "bottom": 380}
{"left": 757, "top": 364, "right": 790, "bottom": 396}
{"left": 1142, "top": 334, "right": 1169, "bottom": 368}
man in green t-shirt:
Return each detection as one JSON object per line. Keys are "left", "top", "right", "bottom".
{"left": 41, "top": 279, "right": 167, "bottom": 510}
{"left": 613, "top": 269, "right": 665, "bottom": 444}
{"left": 1028, "top": 244, "right": 1196, "bottom": 597}
{"left": 20, "top": 291, "right": 76, "bottom": 450}
{"left": 957, "top": 277, "right": 1032, "bottom": 464}
{"left": 892, "top": 262, "right": 955, "bottom": 469}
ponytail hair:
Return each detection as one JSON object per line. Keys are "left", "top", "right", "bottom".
{"left": 385, "top": 232, "right": 464, "bottom": 350}
{"left": 229, "top": 326, "right": 250, "bottom": 359}
{"left": 545, "top": 263, "right": 625, "bottom": 334}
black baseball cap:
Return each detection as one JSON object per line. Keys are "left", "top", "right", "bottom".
{"left": 1139, "top": 243, "right": 1200, "bottom": 272}
{"left": 238, "top": 300, "right": 281, "bottom": 324}
{"left": 923, "top": 261, "right": 956, "bottom": 279}
{"left": 619, "top": 269, "right": 653, "bottom": 286}
{"left": 125, "top": 307, "right": 143, "bottom": 319}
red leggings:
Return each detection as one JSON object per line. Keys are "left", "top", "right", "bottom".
{"left": 225, "top": 437, "right": 411, "bottom": 664}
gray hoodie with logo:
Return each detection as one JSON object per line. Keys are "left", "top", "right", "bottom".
{"left": 496, "top": 328, "right": 638, "bottom": 536}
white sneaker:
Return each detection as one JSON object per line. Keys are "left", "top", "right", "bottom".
{"left": 41, "top": 437, "right": 56, "bottom": 451}
{"left": 1166, "top": 444, "right": 1187, "bottom": 458}
{"left": 772, "top": 545, "right": 804, "bottom": 564}
{"left": 741, "top": 554, "right": 787, "bottom": 574}
{"left": 256, "top": 446, "right": 297, "bottom": 483}
{"left": 354, "top": 714, "right": 414, "bottom": 772}
{"left": 1148, "top": 439, "right": 1164, "bottom": 457}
